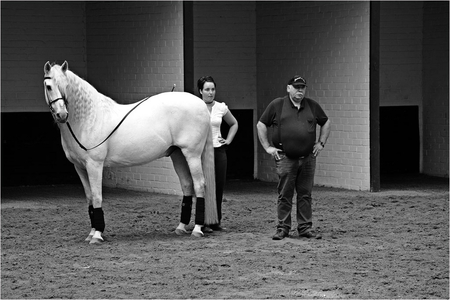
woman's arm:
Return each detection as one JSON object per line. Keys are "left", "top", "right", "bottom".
{"left": 220, "top": 111, "right": 238, "bottom": 145}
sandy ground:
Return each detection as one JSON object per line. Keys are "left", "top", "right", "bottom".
{"left": 1, "top": 174, "right": 448, "bottom": 299}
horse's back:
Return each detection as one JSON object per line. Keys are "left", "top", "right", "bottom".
{"left": 151, "top": 92, "right": 209, "bottom": 118}
{"left": 142, "top": 92, "right": 211, "bottom": 148}
{"left": 151, "top": 91, "right": 203, "bottom": 107}
{"left": 132, "top": 91, "right": 209, "bottom": 129}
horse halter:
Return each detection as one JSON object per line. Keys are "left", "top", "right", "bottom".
{"left": 44, "top": 76, "right": 67, "bottom": 113}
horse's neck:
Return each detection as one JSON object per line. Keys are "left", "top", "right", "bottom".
{"left": 67, "top": 77, "right": 116, "bottom": 128}
{"left": 71, "top": 95, "right": 113, "bottom": 125}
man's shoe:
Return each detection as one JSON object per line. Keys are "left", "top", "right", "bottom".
{"left": 298, "top": 230, "right": 322, "bottom": 239}
{"left": 272, "top": 229, "right": 288, "bottom": 240}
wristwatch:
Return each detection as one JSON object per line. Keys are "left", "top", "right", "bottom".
{"left": 319, "top": 141, "right": 325, "bottom": 147}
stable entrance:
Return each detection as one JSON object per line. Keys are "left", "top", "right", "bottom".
{"left": 380, "top": 106, "right": 420, "bottom": 174}
{"left": 221, "top": 109, "right": 254, "bottom": 180}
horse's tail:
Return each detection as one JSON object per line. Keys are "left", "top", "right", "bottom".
{"left": 202, "top": 124, "right": 218, "bottom": 225}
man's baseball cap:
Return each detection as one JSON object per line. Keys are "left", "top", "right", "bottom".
{"left": 288, "top": 75, "right": 307, "bottom": 87}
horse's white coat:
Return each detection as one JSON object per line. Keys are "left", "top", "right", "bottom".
{"left": 43, "top": 61, "right": 217, "bottom": 242}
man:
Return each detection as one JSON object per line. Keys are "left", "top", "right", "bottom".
{"left": 257, "top": 75, "right": 331, "bottom": 240}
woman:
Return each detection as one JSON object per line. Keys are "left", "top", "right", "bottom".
{"left": 199, "top": 76, "right": 238, "bottom": 232}
{"left": 175, "top": 76, "right": 238, "bottom": 236}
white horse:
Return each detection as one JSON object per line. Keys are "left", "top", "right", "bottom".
{"left": 43, "top": 61, "right": 217, "bottom": 243}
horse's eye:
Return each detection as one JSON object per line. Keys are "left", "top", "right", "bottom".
{"left": 46, "top": 85, "right": 52, "bottom": 91}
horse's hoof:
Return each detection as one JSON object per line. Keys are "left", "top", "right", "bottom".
{"left": 85, "top": 235, "right": 94, "bottom": 242}
{"left": 191, "top": 230, "right": 204, "bottom": 238}
{"left": 175, "top": 228, "right": 189, "bottom": 235}
{"left": 89, "top": 237, "right": 104, "bottom": 244}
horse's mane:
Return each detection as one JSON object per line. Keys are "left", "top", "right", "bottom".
{"left": 52, "top": 64, "right": 116, "bottom": 122}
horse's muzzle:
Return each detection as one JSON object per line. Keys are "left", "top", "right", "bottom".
{"left": 54, "top": 112, "right": 68, "bottom": 123}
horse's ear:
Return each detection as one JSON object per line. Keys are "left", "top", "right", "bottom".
{"left": 61, "top": 61, "right": 69, "bottom": 73}
{"left": 44, "top": 61, "right": 51, "bottom": 74}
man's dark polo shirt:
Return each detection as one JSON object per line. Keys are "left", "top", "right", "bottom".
{"left": 259, "top": 95, "right": 328, "bottom": 158}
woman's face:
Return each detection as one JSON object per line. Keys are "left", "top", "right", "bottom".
{"left": 200, "top": 82, "right": 216, "bottom": 103}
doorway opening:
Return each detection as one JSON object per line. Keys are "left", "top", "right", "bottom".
{"left": 220, "top": 109, "right": 254, "bottom": 180}
{"left": 379, "top": 106, "right": 420, "bottom": 175}
{"left": 1, "top": 112, "right": 80, "bottom": 187}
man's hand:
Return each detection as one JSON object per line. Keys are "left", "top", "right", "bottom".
{"left": 313, "top": 142, "right": 324, "bottom": 157}
{"left": 266, "top": 146, "right": 283, "bottom": 160}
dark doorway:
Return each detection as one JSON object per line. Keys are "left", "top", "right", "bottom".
{"left": 221, "top": 109, "right": 254, "bottom": 180}
{"left": 379, "top": 106, "right": 420, "bottom": 174}
{"left": 1, "top": 112, "right": 80, "bottom": 187}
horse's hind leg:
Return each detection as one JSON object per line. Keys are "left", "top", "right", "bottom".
{"left": 181, "top": 149, "right": 207, "bottom": 237}
{"left": 170, "top": 148, "right": 195, "bottom": 235}
{"left": 74, "top": 165, "right": 96, "bottom": 241}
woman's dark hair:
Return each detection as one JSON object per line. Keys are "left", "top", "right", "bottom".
{"left": 197, "top": 76, "right": 216, "bottom": 94}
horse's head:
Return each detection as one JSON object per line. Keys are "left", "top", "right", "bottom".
{"left": 43, "top": 61, "right": 69, "bottom": 123}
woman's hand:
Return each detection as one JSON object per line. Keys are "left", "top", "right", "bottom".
{"left": 218, "top": 137, "right": 229, "bottom": 145}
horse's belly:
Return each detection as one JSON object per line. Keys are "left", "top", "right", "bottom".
{"left": 103, "top": 137, "right": 170, "bottom": 168}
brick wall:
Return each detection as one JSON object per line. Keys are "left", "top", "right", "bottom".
{"left": 379, "top": 2, "right": 423, "bottom": 107}
{"left": 84, "top": 2, "right": 185, "bottom": 194}
{"left": 192, "top": 2, "right": 257, "bottom": 110}
{"left": 86, "top": 1, "right": 184, "bottom": 102}
{"left": 255, "top": 2, "right": 371, "bottom": 190}
{"left": 422, "top": 1, "right": 449, "bottom": 177}
{"left": 1, "top": 2, "right": 87, "bottom": 112}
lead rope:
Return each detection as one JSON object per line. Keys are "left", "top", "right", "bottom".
{"left": 67, "top": 96, "right": 151, "bottom": 151}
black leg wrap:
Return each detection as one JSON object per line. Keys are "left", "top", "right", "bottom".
{"left": 88, "top": 205, "right": 94, "bottom": 228}
{"left": 180, "top": 196, "right": 193, "bottom": 225}
{"left": 92, "top": 207, "right": 105, "bottom": 233}
{"left": 195, "top": 197, "right": 205, "bottom": 226}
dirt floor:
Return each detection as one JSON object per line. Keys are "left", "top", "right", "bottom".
{"left": 1, "top": 174, "right": 449, "bottom": 299}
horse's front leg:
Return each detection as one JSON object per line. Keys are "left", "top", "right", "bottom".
{"left": 74, "top": 165, "right": 96, "bottom": 242}
{"left": 84, "top": 160, "right": 105, "bottom": 244}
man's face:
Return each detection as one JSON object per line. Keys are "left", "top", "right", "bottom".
{"left": 287, "top": 84, "right": 306, "bottom": 102}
